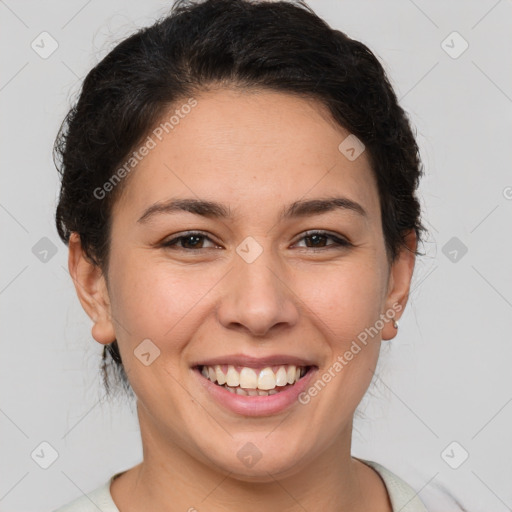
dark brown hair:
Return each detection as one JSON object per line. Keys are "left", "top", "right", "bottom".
{"left": 54, "top": 0, "right": 426, "bottom": 395}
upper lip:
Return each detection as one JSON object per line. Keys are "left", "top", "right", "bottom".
{"left": 192, "top": 354, "right": 317, "bottom": 368}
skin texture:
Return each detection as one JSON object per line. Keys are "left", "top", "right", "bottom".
{"left": 69, "top": 88, "right": 416, "bottom": 512}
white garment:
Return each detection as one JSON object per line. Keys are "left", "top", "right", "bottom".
{"left": 53, "top": 458, "right": 428, "bottom": 511}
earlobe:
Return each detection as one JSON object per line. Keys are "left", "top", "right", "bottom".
{"left": 68, "top": 232, "right": 117, "bottom": 345}
{"left": 381, "top": 230, "right": 417, "bottom": 341}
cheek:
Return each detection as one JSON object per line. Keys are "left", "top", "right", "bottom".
{"left": 106, "top": 255, "right": 199, "bottom": 397}
{"left": 108, "top": 239, "right": 387, "bottom": 363}
{"left": 295, "top": 263, "right": 385, "bottom": 424}
{"left": 297, "top": 258, "right": 386, "bottom": 342}
{"left": 108, "top": 252, "right": 222, "bottom": 368}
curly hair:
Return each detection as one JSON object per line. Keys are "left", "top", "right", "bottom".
{"left": 54, "top": 0, "right": 426, "bottom": 395}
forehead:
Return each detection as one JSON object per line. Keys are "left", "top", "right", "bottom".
{"left": 112, "top": 88, "right": 380, "bottom": 224}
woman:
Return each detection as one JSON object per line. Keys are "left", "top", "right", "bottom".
{"left": 53, "top": 0, "right": 428, "bottom": 510}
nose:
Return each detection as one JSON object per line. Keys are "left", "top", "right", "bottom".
{"left": 216, "top": 248, "right": 300, "bottom": 338}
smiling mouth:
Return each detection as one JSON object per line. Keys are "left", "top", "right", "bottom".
{"left": 195, "top": 364, "right": 314, "bottom": 397}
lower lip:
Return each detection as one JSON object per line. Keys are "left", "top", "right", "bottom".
{"left": 193, "top": 366, "right": 318, "bottom": 417}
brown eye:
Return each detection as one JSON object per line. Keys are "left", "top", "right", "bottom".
{"left": 161, "top": 232, "right": 219, "bottom": 250}
{"left": 295, "top": 231, "right": 351, "bottom": 250}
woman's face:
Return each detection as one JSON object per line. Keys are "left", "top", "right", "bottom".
{"left": 73, "top": 88, "right": 415, "bottom": 481}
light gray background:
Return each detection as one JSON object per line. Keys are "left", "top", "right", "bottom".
{"left": 1, "top": 1, "right": 511, "bottom": 511}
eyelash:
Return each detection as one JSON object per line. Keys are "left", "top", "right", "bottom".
{"left": 160, "top": 230, "right": 351, "bottom": 251}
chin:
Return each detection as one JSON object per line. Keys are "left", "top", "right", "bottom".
{"left": 204, "top": 445, "right": 309, "bottom": 483}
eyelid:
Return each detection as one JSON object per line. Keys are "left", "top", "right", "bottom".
{"left": 160, "top": 230, "right": 220, "bottom": 248}
{"left": 293, "top": 230, "right": 351, "bottom": 246}
{"left": 159, "top": 230, "right": 351, "bottom": 250}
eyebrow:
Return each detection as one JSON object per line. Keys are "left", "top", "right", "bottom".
{"left": 137, "top": 196, "right": 367, "bottom": 224}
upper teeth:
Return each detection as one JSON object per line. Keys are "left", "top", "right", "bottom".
{"left": 200, "top": 364, "right": 305, "bottom": 390}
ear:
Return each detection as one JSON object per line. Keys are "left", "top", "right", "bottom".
{"left": 381, "top": 230, "right": 417, "bottom": 341}
{"left": 68, "top": 232, "right": 116, "bottom": 345}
